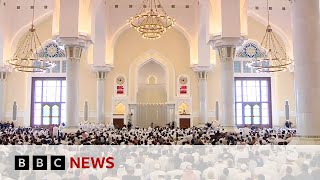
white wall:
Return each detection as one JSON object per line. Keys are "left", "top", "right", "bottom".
{"left": 3, "top": 15, "right": 295, "bottom": 128}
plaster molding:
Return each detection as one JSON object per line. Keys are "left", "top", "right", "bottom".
{"left": 91, "top": 64, "right": 113, "bottom": 72}
{"left": 0, "top": 65, "right": 12, "bottom": 72}
{"left": 208, "top": 35, "right": 245, "bottom": 49}
{"left": 191, "top": 65, "right": 214, "bottom": 72}
{"left": 54, "top": 34, "right": 92, "bottom": 48}
{"left": 0, "top": 65, "right": 11, "bottom": 80}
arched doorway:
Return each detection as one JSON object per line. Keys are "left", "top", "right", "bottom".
{"left": 137, "top": 60, "right": 167, "bottom": 103}
{"left": 113, "top": 103, "right": 126, "bottom": 129}
{"left": 136, "top": 60, "right": 168, "bottom": 127}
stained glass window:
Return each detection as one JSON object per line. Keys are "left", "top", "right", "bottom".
{"left": 235, "top": 40, "right": 268, "bottom": 74}
{"left": 35, "top": 41, "right": 66, "bottom": 74}
{"left": 234, "top": 61, "right": 241, "bottom": 73}
{"left": 235, "top": 77, "right": 272, "bottom": 127}
{"left": 243, "top": 61, "right": 252, "bottom": 73}
{"left": 52, "top": 61, "right": 61, "bottom": 73}
{"left": 236, "top": 41, "right": 268, "bottom": 59}
{"left": 62, "top": 61, "right": 67, "bottom": 73}
{"left": 31, "top": 78, "right": 66, "bottom": 126}
{"left": 37, "top": 41, "right": 66, "bottom": 58}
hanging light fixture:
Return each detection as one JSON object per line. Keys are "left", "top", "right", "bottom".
{"left": 249, "top": 0, "right": 292, "bottom": 73}
{"left": 128, "top": 0, "right": 175, "bottom": 40}
{"left": 7, "top": 0, "right": 54, "bottom": 72}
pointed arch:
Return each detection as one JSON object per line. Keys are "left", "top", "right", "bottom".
{"left": 147, "top": 75, "right": 157, "bottom": 84}
{"left": 236, "top": 39, "right": 267, "bottom": 59}
{"left": 114, "top": 102, "right": 126, "bottom": 115}
{"left": 37, "top": 40, "right": 66, "bottom": 59}
{"left": 109, "top": 23, "right": 194, "bottom": 64}
{"left": 178, "top": 102, "right": 190, "bottom": 114}
{"left": 129, "top": 50, "right": 175, "bottom": 103}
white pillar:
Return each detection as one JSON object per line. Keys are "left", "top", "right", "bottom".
{"left": 56, "top": 35, "right": 90, "bottom": 131}
{"left": 221, "top": 52, "right": 235, "bottom": 128}
{"left": 197, "top": 71, "right": 209, "bottom": 124}
{"left": 217, "top": 46, "right": 237, "bottom": 131}
{"left": 291, "top": 0, "right": 320, "bottom": 142}
{"left": 0, "top": 72, "right": 6, "bottom": 121}
{"left": 97, "top": 71, "right": 106, "bottom": 124}
{"left": 66, "top": 55, "right": 80, "bottom": 127}
{"left": 0, "top": 67, "right": 9, "bottom": 122}
{"left": 197, "top": 0, "right": 211, "bottom": 66}
{"left": 207, "top": 0, "right": 246, "bottom": 130}
{"left": 92, "top": 65, "right": 112, "bottom": 124}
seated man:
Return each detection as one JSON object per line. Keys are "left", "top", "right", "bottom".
{"left": 285, "top": 120, "right": 293, "bottom": 129}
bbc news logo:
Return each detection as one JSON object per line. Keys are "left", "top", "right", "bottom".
{"left": 15, "top": 156, "right": 65, "bottom": 170}
{"left": 15, "top": 156, "right": 115, "bottom": 170}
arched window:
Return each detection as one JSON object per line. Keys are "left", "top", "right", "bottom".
{"left": 31, "top": 78, "right": 66, "bottom": 126}
{"left": 178, "top": 103, "right": 190, "bottom": 115}
{"left": 36, "top": 41, "right": 67, "bottom": 73}
{"left": 234, "top": 41, "right": 272, "bottom": 127}
{"left": 234, "top": 40, "right": 268, "bottom": 74}
{"left": 31, "top": 41, "right": 67, "bottom": 126}
{"left": 148, "top": 76, "right": 157, "bottom": 84}
{"left": 235, "top": 77, "right": 272, "bottom": 127}
{"left": 114, "top": 103, "right": 126, "bottom": 115}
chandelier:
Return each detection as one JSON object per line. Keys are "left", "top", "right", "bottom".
{"left": 249, "top": 0, "right": 292, "bottom": 73}
{"left": 128, "top": 0, "right": 175, "bottom": 40}
{"left": 7, "top": 0, "right": 54, "bottom": 72}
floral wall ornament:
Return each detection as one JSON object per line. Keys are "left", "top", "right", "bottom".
{"left": 236, "top": 40, "right": 268, "bottom": 59}
{"left": 37, "top": 41, "right": 66, "bottom": 58}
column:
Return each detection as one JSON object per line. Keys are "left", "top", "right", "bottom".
{"left": 218, "top": 46, "right": 237, "bottom": 130}
{"left": 197, "top": 71, "right": 209, "bottom": 124}
{"left": 97, "top": 71, "right": 106, "bottom": 124}
{"left": 64, "top": 45, "right": 82, "bottom": 128}
{"left": 128, "top": 104, "right": 136, "bottom": 126}
{"left": 53, "top": 0, "right": 94, "bottom": 129}
{"left": 197, "top": 0, "right": 211, "bottom": 66}
{"left": 207, "top": 0, "right": 246, "bottom": 130}
{"left": 92, "top": 65, "right": 112, "bottom": 124}
{"left": 166, "top": 104, "right": 175, "bottom": 125}
{"left": 291, "top": 0, "right": 320, "bottom": 144}
{"left": 0, "top": 71, "right": 8, "bottom": 121}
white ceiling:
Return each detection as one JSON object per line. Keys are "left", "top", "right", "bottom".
{"left": 0, "top": 0, "right": 294, "bottom": 46}
{"left": 248, "top": 0, "right": 292, "bottom": 38}
{"left": 105, "top": 0, "right": 198, "bottom": 7}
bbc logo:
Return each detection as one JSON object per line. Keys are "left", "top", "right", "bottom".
{"left": 15, "top": 156, "right": 65, "bottom": 170}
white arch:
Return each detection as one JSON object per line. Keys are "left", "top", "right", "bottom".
{"left": 129, "top": 50, "right": 175, "bottom": 103}
{"left": 235, "top": 39, "right": 268, "bottom": 58}
{"left": 114, "top": 102, "right": 126, "bottom": 115}
{"left": 10, "top": 11, "right": 53, "bottom": 58}
{"left": 111, "top": 23, "right": 193, "bottom": 51}
{"left": 10, "top": 0, "right": 103, "bottom": 57}
{"left": 147, "top": 75, "right": 158, "bottom": 84}
{"left": 248, "top": 11, "right": 293, "bottom": 59}
{"left": 110, "top": 23, "right": 194, "bottom": 65}
{"left": 178, "top": 102, "right": 190, "bottom": 114}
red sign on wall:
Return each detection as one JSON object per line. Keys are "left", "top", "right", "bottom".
{"left": 117, "top": 86, "right": 124, "bottom": 94}
{"left": 180, "top": 86, "right": 187, "bottom": 94}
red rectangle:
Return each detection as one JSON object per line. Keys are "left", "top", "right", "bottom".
{"left": 180, "top": 86, "right": 187, "bottom": 94}
{"left": 117, "top": 86, "right": 124, "bottom": 94}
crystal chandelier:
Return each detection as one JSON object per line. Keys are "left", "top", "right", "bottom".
{"left": 128, "top": 0, "right": 175, "bottom": 40}
{"left": 249, "top": 0, "right": 292, "bottom": 73}
{"left": 7, "top": 0, "right": 54, "bottom": 72}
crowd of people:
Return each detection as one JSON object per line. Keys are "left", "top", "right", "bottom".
{"left": 0, "top": 121, "right": 296, "bottom": 145}
{"left": 0, "top": 145, "right": 319, "bottom": 180}
{"left": 0, "top": 121, "right": 316, "bottom": 180}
